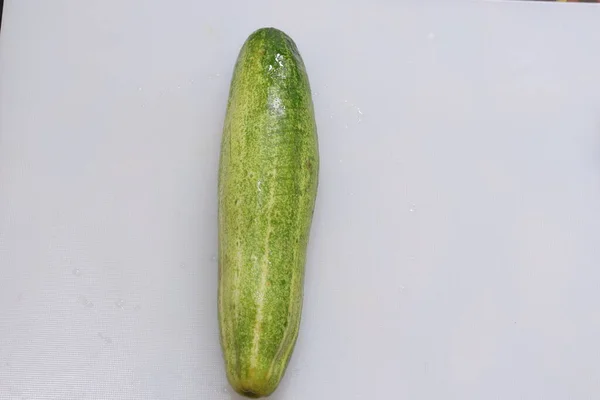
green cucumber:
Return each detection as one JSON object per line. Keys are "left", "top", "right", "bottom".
{"left": 217, "top": 27, "right": 319, "bottom": 398}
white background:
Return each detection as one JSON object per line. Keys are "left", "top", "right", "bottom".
{"left": 1, "top": 1, "right": 600, "bottom": 399}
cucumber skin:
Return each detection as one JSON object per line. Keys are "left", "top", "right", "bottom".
{"left": 217, "top": 28, "right": 319, "bottom": 398}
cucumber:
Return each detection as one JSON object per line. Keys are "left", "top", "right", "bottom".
{"left": 217, "top": 27, "right": 319, "bottom": 398}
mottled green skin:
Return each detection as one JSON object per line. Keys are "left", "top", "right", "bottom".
{"left": 217, "top": 28, "right": 319, "bottom": 398}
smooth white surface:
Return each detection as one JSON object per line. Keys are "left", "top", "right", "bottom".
{"left": 2, "top": 1, "right": 600, "bottom": 399}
